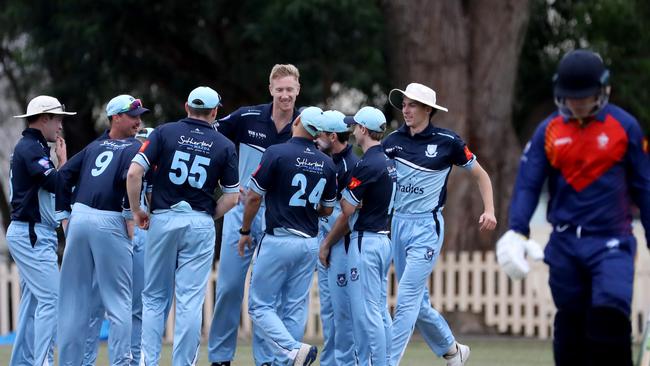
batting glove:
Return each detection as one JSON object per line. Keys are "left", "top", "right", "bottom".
{"left": 496, "top": 230, "right": 544, "bottom": 280}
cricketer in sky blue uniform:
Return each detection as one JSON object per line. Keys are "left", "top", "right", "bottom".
{"left": 127, "top": 87, "right": 239, "bottom": 366}
{"left": 321, "top": 106, "right": 396, "bottom": 366}
{"left": 80, "top": 128, "right": 156, "bottom": 366}
{"left": 7, "top": 95, "right": 74, "bottom": 366}
{"left": 57, "top": 94, "right": 148, "bottom": 366}
{"left": 209, "top": 64, "right": 301, "bottom": 366}
{"left": 314, "top": 110, "right": 359, "bottom": 366}
{"left": 241, "top": 107, "right": 336, "bottom": 366}
{"left": 383, "top": 83, "right": 496, "bottom": 366}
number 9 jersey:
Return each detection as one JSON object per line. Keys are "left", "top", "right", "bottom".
{"left": 250, "top": 137, "right": 337, "bottom": 238}
{"left": 133, "top": 118, "right": 239, "bottom": 216}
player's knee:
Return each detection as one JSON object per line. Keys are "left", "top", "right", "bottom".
{"left": 585, "top": 306, "right": 632, "bottom": 366}
{"left": 553, "top": 309, "right": 587, "bottom": 366}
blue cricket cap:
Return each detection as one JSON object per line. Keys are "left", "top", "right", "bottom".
{"left": 320, "top": 110, "right": 349, "bottom": 133}
{"left": 344, "top": 106, "right": 386, "bottom": 132}
{"left": 299, "top": 106, "right": 326, "bottom": 137}
{"left": 187, "top": 86, "right": 221, "bottom": 109}
{"left": 106, "top": 94, "right": 149, "bottom": 117}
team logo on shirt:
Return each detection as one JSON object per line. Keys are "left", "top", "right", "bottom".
{"left": 348, "top": 177, "right": 361, "bottom": 190}
{"left": 350, "top": 267, "right": 359, "bottom": 281}
{"left": 336, "top": 273, "right": 347, "bottom": 287}
{"left": 464, "top": 146, "right": 473, "bottom": 160}
{"left": 597, "top": 132, "right": 609, "bottom": 149}
{"left": 191, "top": 128, "right": 204, "bottom": 135}
{"left": 424, "top": 247, "right": 435, "bottom": 261}
{"left": 425, "top": 144, "right": 438, "bottom": 158}
{"left": 139, "top": 140, "right": 150, "bottom": 153}
{"left": 247, "top": 130, "right": 267, "bottom": 139}
{"left": 38, "top": 157, "right": 50, "bottom": 169}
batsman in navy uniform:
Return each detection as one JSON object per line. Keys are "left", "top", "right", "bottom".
{"left": 320, "top": 106, "right": 397, "bottom": 366}
{"left": 56, "top": 94, "right": 148, "bottom": 366}
{"left": 209, "top": 64, "right": 301, "bottom": 366}
{"left": 7, "top": 95, "right": 74, "bottom": 366}
{"left": 314, "top": 110, "right": 359, "bottom": 366}
{"left": 127, "top": 86, "right": 239, "bottom": 365}
{"left": 383, "top": 83, "right": 497, "bottom": 366}
{"left": 240, "top": 107, "right": 337, "bottom": 366}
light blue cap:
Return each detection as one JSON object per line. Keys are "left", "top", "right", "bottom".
{"left": 299, "top": 106, "right": 326, "bottom": 137}
{"left": 320, "top": 110, "right": 349, "bottom": 133}
{"left": 187, "top": 86, "right": 221, "bottom": 109}
{"left": 344, "top": 106, "right": 386, "bottom": 132}
{"left": 106, "top": 94, "right": 149, "bottom": 117}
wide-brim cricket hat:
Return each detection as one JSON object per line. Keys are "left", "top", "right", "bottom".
{"left": 388, "top": 83, "right": 448, "bottom": 112}
{"left": 187, "top": 86, "right": 221, "bottom": 109}
{"left": 14, "top": 95, "right": 77, "bottom": 118}
{"left": 344, "top": 106, "right": 387, "bottom": 132}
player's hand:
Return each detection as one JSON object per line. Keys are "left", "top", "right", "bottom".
{"left": 55, "top": 136, "right": 67, "bottom": 166}
{"left": 479, "top": 211, "right": 497, "bottom": 231}
{"left": 133, "top": 209, "right": 150, "bottom": 229}
{"left": 496, "top": 230, "right": 544, "bottom": 280}
{"left": 319, "top": 243, "right": 331, "bottom": 268}
{"left": 238, "top": 234, "right": 252, "bottom": 257}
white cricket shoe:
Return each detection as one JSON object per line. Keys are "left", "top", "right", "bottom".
{"left": 293, "top": 343, "right": 318, "bottom": 366}
{"left": 443, "top": 342, "right": 470, "bottom": 366}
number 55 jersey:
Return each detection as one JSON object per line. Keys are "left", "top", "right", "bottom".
{"left": 133, "top": 118, "right": 240, "bottom": 215}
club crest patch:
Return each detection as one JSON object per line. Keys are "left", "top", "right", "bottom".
{"left": 350, "top": 267, "right": 359, "bottom": 281}
{"left": 424, "top": 247, "right": 435, "bottom": 261}
{"left": 336, "top": 273, "right": 347, "bottom": 287}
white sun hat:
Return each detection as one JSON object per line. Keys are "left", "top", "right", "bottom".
{"left": 14, "top": 95, "right": 77, "bottom": 118}
{"left": 388, "top": 83, "right": 448, "bottom": 112}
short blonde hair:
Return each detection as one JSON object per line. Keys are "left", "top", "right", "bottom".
{"left": 269, "top": 64, "right": 300, "bottom": 84}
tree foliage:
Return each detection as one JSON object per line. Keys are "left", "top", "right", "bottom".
{"left": 515, "top": 0, "right": 650, "bottom": 140}
{"left": 1, "top": 0, "right": 387, "bottom": 154}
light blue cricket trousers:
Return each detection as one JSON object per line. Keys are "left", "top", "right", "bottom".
{"left": 6, "top": 221, "right": 58, "bottom": 366}
{"left": 58, "top": 203, "right": 133, "bottom": 366}
{"left": 248, "top": 231, "right": 318, "bottom": 365}
{"left": 347, "top": 231, "right": 392, "bottom": 366}
{"left": 390, "top": 212, "right": 455, "bottom": 365}
{"left": 317, "top": 207, "right": 355, "bottom": 366}
{"left": 140, "top": 208, "right": 215, "bottom": 366}
{"left": 209, "top": 202, "right": 273, "bottom": 365}
{"left": 81, "top": 225, "right": 148, "bottom": 366}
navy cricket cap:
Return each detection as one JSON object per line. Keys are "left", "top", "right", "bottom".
{"left": 554, "top": 50, "right": 609, "bottom": 99}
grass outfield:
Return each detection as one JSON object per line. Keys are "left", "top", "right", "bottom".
{"left": 1, "top": 337, "right": 642, "bottom": 365}
{"left": 0, "top": 337, "right": 556, "bottom": 365}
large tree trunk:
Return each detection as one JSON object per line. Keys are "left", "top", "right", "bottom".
{"left": 382, "top": 0, "right": 529, "bottom": 251}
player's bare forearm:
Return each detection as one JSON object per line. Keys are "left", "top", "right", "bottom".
{"left": 322, "top": 199, "right": 355, "bottom": 249}
{"left": 126, "top": 162, "right": 145, "bottom": 215}
{"left": 241, "top": 190, "right": 262, "bottom": 231}
{"left": 125, "top": 219, "right": 135, "bottom": 240}
{"left": 214, "top": 192, "right": 239, "bottom": 220}
{"left": 470, "top": 161, "right": 497, "bottom": 231}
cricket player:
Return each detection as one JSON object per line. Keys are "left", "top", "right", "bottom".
{"left": 497, "top": 49, "right": 650, "bottom": 366}
{"left": 7, "top": 95, "right": 74, "bottom": 366}
{"left": 320, "top": 106, "right": 397, "bottom": 366}
{"left": 314, "top": 110, "right": 359, "bottom": 366}
{"left": 209, "top": 64, "right": 301, "bottom": 366}
{"left": 57, "top": 94, "right": 148, "bottom": 366}
{"left": 383, "top": 83, "right": 497, "bottom": 366}
{"left": 127, "top": 86, "right": 239, "bottom": 365}
{"left": 240, "top": 106, "right": 337, "bottom": 366}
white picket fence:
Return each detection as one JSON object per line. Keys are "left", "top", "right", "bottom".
{"left": 1, "top": 225, "right": 649, "bottom": 343}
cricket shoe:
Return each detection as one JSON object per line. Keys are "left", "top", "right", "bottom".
{"left": 443, "top": 342, "right": 470, "bottom": 366}
{"left": 293, "top": 343, "right": 318, "bottom": 366}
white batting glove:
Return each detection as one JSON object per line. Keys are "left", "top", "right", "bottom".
{"left": 496, "top": 230, "right": 544, "bottom": 280}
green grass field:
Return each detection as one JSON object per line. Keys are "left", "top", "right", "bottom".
{"left": 1, "top": 337, "right": 642, "bottom": 365}
{"left": 0, "top": 337, "right": 556, "bottom": 365}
